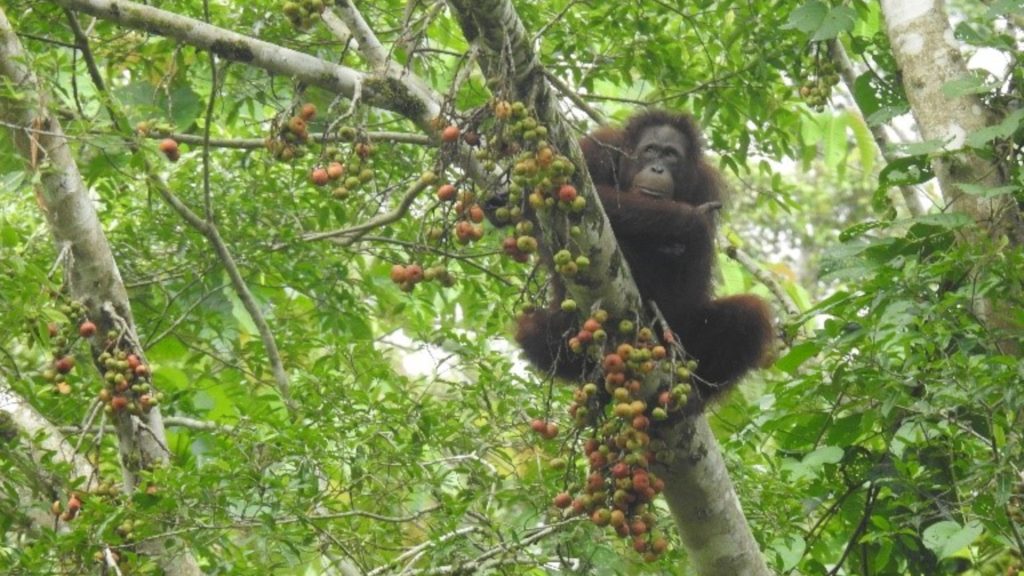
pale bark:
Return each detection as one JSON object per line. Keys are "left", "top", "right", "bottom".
{"left": 828, "top": 39, "right": 926, "bottom": 217}
{"left": 51, "top": 0, "right": 440, "bottom": 123}
{"left": 0, "top": 8, "right": 200, "bottom": 575}
{"left": 0, "top": 381, "right": 94, "bottom": 481}
{"left": 0, "top": 377, "right": 95, "bottom": 531}
{"left": 657, "top": 417, "right": 771, "bottom": 575}
{"left": 881, "top": 0, "right": 1024, "bottom": 355}
{"left": 880, "top": 0, "right": 1024, "bottom": 243}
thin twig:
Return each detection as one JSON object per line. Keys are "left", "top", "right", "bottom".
{"left": 825, "top": 483, "right": 878, "bottom": 576}
{"left": 295, "top": 176, "right": 431, "bottom": 246}
{"left": 720, "top": 232, "right": 800, "bottom": 318}
{"left": 145, "top": 170, "right": 296, "bottom": 412}
{"left": 201, "top": 7, "right": 218, "bottom": 220}
{"left": 368, "top": 526, "right": 480, "bottom": 576}
{"left": 145, "top": 131, "right": 431, "bottom": 149}
{"left": 543, "top": 69, "right": 604, "bottom": 125}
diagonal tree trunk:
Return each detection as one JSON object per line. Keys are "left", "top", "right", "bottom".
{"left": 0, "top": 8, "right": 200, "bottom": 575}
{"left": 446, "top": 1, "right": 770, "bottom": 573}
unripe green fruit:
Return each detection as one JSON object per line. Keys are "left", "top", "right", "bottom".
{"left": 515, "top": 220, "right": 534, "bottom": 235}
{"left": 516, "top": 235, "right": 538, "bottom": 253}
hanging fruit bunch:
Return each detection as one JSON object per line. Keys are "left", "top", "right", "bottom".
{"left": 282, "top": 0, "right": 326, "bottom": 30}
{"left": 266, "top": 102, "right": 315, "bottom": 162}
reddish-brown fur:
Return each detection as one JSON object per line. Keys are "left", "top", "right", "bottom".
{"left": 516, "top": 110, "right": 773, "bottom": 409}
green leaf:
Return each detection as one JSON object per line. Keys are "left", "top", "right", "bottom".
{"left": 852, "top": 73, "right": 881, "bottom": 118}
{"left": 839, "top": 220, "right": 885, "bottom": 242}
{"left": 941, "top": 74, "right": 993, "bottom": 98}
{"left": 771, "top": 536, "right": 807, "bottom": 571}
{"left": 783, "top": 1, "right": 828, "bottom": 34}
{"left": 783, "top": 3, "right": 855, "bottom": 40}
{"left": 909, "top": 212, "right": 972, "bottom": 229}
{"left": 718, "top": 254, "right": 745, "bottom": 294}
{"left": 224, "top": 282, "right": 259, "bottom": 335}
{"left": 803, "top": 445, "right": 843, "bottom": 467}
{"left": 987, "top": 0, "right": 1024, "bottom": 17}
{"left": 775, "top": 342, "right": 820, "bottom": 374}
{"left": 811, "top": 6, "right": 856, "bottom": 41}
{"left": 877, "top": 155, "right": 933, "bottom": 189}
{"left": 823, "top": 113, "right": 848, "bottom": 175}
{"left": 847, "top": 112, "right": 876, "bottom": 181}
{"left": 922, "top": 520, "right": 983, "bottom": 559}
{"left": 965, "top": 108, "right": 1024, "bottom": 148}
{"left": 958, "top": 184, "right": 1016, "bottom": 198}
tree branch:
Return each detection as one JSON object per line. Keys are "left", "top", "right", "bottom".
{"left": 144, "top": 172, "right": 296, "bottom": 411}
{"left": 827, "top": 39, "right": 925, "bottom": 217}
{"left": 52, "top": 0, "right": 440, "bottom": 123}
{"left": 145, "top": 131, "right": 431, "bottom": 149}
{"left": 294, "top": 176, "right": 432, "bottom": 247}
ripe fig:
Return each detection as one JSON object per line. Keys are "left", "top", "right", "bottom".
{"left": 436, "top": 184, "right": 457, "bottom": 202}
{"left": 310, "top": 167, "right": 330, "bottom": 186}
{"left": 54, "top": 356, "right": 75, "bottom": 374}
{"left": 78, "top": 321, "right": 97, "bottom": 338}
{"left": 405, "top": 264, "right": 424, "bottom": 283}
{"left": 441, "top": 125, "right": 460, "bottom": 143}
{"left": 553, "top": 492, "right": 572, "bottom": 509}
{"left": 287, "top": 116, "right": 307, "bottom": 134}
{"left": 493, "top": 100, "right": 512, "bottom": 120}
{"left": 557, "top": 185, "right": 578, "bottom": 202}
{"left": 389, "top": 264, "right": 407, "bottom": 284}
{"left": 326, "top": 162, "right": 345, "bottom": 179}
{"left": 158, "top": 138, "right": 180, "bottom": 162}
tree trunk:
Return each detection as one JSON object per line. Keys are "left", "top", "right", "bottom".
{"left": 881, "top": 0, "right": 1024, "bottom": 355}
{"left": 0, "top": 8, "right": 200, "bottom": 575}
